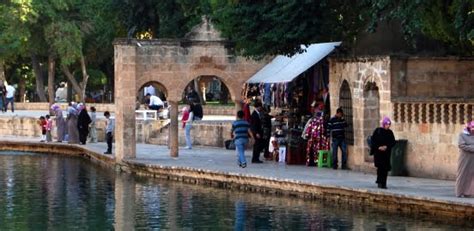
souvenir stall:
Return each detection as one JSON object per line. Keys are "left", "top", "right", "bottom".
{"left": 243, "top": 41, "right": 340, "bottom": 166}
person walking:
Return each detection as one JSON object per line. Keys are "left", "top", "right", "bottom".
{"left": 455, "top": 121, "right": 474, "bottom": 197}
{"left": 88, "top": 106, "right": 98, "bottom": 143}
{"left": 67, "top": 102, "right": 80, "bottom": 144}
{"left": 327, "top": 108, "right": 349, "bottom": 169}
{"left": 184, "top": 102, "right": 195, "bottom": 149}
{"left": 51, "top": 104, "right": 66, "bottom": 142}
{"left": 5, "top": 83, "right": 15, "bottom": 113}
{"left": 104, "top": 111, "right": 114, "bottom": 154}
{"left": 370, "top": 116, "right": 396, "bottom": 189}
{"left": 77, "top": 103, "right": 92, "bottom": 145}
{"left": 250, "top": 101, "right": 265, "bottom": 163}
{"left": 231, "top": 110, "right": 254, "bottom": 168}
{"left": 0, "top": 81, "right": 6, "bottom": 112}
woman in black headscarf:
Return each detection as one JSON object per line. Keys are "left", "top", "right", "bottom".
{"left": 77, "top": 103, "right": 92, "bottom": 145}
{"left": 371, "top": 116, "right": 396, "bottom": 189}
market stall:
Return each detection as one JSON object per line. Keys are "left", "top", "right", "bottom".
{"left": 243, "top": 42, "right": 340, "bottom": 166}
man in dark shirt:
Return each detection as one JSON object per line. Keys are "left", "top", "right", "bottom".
{"left": 250, "top": 101, "right": 265, "bottom": 163}
{"left": 327, "top": 108, "right": 348, "bottom": 169}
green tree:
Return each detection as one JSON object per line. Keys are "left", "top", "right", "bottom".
{"left": 114, "top": 0, "right": 206, "bottom": 38}
{"left": 367, "top": 0, "right": 473, "bottom": 55}
{"left": 210, "top": 0, "right": 369, "bottom": 59}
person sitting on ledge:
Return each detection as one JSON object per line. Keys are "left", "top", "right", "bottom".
{"left": 145, "top": 93, "right": 164, "bottom": 111}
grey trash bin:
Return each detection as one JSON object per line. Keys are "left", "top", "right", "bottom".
{"left": 390, "top": 139, "right": 408, "bottom": 176}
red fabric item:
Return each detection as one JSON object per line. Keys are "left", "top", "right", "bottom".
{"left": 181, "top": 109, "right": 189, "bottom": 128}
{"left": 242, "top": 102, "right": 251, "bottom": 123}
{"left": 39, "top": 119, "right": 47, "bottom": 132}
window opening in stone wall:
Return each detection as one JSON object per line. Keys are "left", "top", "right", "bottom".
{"left": 183, "top": 76, "right": 231, "bottom": 106}
{"left": 339, "top": 80, "right": 354, "bottom": 145}
{"left": 443, "top": 104, "right": 449, "bottom": 124}
{"left": 459, "top": 104, "right": 465, "bottom": 124}
{"left": 468, "top": 105, "right": 473, "bottom": 123}
{"left": 428, "top": 104, "right": 434, "bottom": 123}
{"left": 363, "top": 81, "right": 380, "bottom": 163}
{"left": 436, "top": 104, "right": 442, "bottom": 123}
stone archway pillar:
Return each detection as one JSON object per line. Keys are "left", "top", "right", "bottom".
{"left": 234, "top": 99, "right": 241, "bottom": 115}
{"left": 115, "top": 45, "right": 137, "bottom": 161}
{"left": 169, "top": 100, "right": 179, "bottom": 157}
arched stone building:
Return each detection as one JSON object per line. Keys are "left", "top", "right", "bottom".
{"left": 329, "top": 56, "right": 474, "bottom": 179}
{"left": 113, "top": 19, "right": 266, "bottom": 160}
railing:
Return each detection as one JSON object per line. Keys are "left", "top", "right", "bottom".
{"left": 394, "top": 102, "right": 474, "bottom": 124}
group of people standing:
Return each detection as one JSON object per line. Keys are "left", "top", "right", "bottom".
{"left": 49, "top": 102, "right": 94, "bottom": 145}
{"left": 49, "top": 102, "right": 114, "bottom": 154}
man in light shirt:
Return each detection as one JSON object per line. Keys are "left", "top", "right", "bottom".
{"left": 145, "top": 93, "right": 164, "bottom": 111}
{"left": 5, "top": 84, "right": 15, "bottom": 112}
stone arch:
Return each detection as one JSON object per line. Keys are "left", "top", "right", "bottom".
{"left": 184, "top": 68, "right": 238, "bottom": 102}
{"left": 137, "top": 81, "right": 168, "bottom": 104}
{"left": 181, "top": 75, "right": 232, "bottom": 104}
{"left": 363, "top": 81, "right": 380, "bottom": 162}
{"left": 339, "top": 80, "right": 354, "bottom": 145}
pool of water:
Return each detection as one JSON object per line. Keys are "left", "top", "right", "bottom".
{"left": 0, "top": 151, "right": 471, "bottom": 230}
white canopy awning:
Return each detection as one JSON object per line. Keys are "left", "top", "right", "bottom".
{"left": 246, "top": 42, "right": 341, "bottom": 83}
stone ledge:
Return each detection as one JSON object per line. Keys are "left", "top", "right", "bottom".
{"left": 0, "top": 140, "right": 472, "bottom": 222}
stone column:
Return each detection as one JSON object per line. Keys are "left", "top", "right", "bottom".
{"left": 114, "top": 45, "right": 137, "bottom": 161}
{"left": 234, "top": 99, "right": 241, "bottom": 115}
{"left": 114, "top": 174, "right": 136, "bottom": 231}
{"left": 169, "top": 100, "right": 179, "bottom": 157}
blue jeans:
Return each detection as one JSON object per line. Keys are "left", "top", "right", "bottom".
{"left": 185, "top": 123, "right": 192, "bottom": 148}
{"left": 5, "top": 97, "right": 13, "bottom": 112}
{"left": 332, "top": 138, "right": 347, "bottom": 168}
{"left": 234, "top": 138, "right": 248, "bottom": 165}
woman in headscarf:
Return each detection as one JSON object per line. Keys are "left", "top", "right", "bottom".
{"left": 66, "top": 102, "right": 80, "bottom": 144}
{"left": 51, "top": 104, "right": 66, "bottom": 142}
{"left": 455, "top": 121, "right": 474, "bottom": 197}
{"left": 371, "top": 116, "right": 396, "bottom": 189}
{"left": 77, "top": 103, "right": 91, "bottom": 145}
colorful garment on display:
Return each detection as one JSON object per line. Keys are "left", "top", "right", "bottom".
{"left": 303, "top": 114, "right": 330, "bottom": 166}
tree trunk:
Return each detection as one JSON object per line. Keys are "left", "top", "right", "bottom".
{"left": 48, "top": 56, "right": 55, "bottom": 114}
{"left": 0, "top": 60, "right": 5, "bottom": 82}
{"left": 79, "top": 55, "right": 89, "bottom": 102}
{"left": 193, "top": 78, "right": 205, "bottom": 105}
{"left": 61, "top": 64, "right": 83, "bottom": 102}
{"left": 31, "top": 54, "right": 48, "bottom": 102}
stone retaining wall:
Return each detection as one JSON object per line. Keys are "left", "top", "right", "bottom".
{"left": 0, "top": 140, "right": 472, "bottom": 222}
{"left": 14, "top": 102, "right": 234, "bottom": 115}
{"left": 0, "top": 116, "right": 231, "bottom": 148}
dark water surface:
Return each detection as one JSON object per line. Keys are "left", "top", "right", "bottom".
{"left": 0, "top": 151, "right": 471, "bottom": 230}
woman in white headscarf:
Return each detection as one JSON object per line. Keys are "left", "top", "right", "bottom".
{"left": 51, "top": 104, "right": 66, "bottom": 142}
{"left": 67, "top": 102, "right": 80, "bottom": 144}
{"left": 455, "top": 121, "right": 474, "bottom": 197}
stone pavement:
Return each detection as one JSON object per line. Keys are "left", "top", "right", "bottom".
{"left": 0, "top": 135, "right": 472, "bottom": 207}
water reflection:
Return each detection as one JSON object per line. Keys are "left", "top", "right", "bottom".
{"left": 0, "top": 152, "right": 471, "bottom": 230}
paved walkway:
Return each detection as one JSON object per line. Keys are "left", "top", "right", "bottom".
{"left": 0, "top": 135, "right": 472, "bottom": 207}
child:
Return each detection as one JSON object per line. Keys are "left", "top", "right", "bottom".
{"left": 104, "top": 111, "right": 114, "bottom": 154}
{"left": 38, "top": 116, "right": 47, "bottom": 142}
{"left": 88, "top": 106, "right": 97, "bottom": 143}
{"left": 45, "top": 115, "right": 53, "bottom": 142}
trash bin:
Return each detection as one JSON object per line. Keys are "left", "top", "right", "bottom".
{"left": 390, "top": 139, "right": 408, "bottom": 176}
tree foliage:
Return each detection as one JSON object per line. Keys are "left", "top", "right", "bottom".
{"left": 211, "top": 0, "right": 369, "bottom": 59}
{"left": 367, "top": 0, "right": 473, "bottom": 55}
{"left": 211, "top": 0, "right": 473, "bottom": 58}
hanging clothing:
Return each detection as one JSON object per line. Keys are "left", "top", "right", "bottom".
{"left": 303, "top": 113, "right": 330, "bottom": 166}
